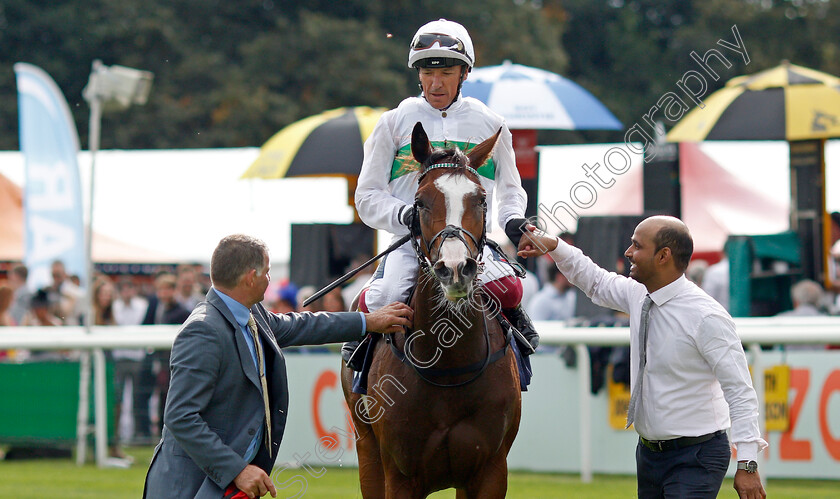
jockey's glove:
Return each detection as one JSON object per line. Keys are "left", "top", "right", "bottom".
{"left": 504, "top": 217, "right": 529, "bottom": 248}
{"left": 399, "top": 205, "right": 417, "bottom": 232}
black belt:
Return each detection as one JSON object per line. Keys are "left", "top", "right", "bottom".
{"left": 639, "top": 430, "right": 726, "bottom": 453}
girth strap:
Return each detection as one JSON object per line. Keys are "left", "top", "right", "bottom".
{"left": 387, "top": 334, "right": 509, "bottom": 380}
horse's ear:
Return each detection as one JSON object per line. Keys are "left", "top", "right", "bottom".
{"left": 411, "top": 122, "right": 432, "bottom": 165}
{"left": 467, "top": 127, "right": 502, "bottom": 169}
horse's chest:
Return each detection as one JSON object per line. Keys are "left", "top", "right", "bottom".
{"left": 368, "top": 367, "right": 517, "bottom": 466}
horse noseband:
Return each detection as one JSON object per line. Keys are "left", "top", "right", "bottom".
{"left": 423, "top": 223, "right": 483, "bottom": 264}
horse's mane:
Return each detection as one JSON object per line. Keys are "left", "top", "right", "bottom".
{"left": 417, "top": 147, "right": 481, "bottom": 182}
{"left": 394, "top": 139, "right": 482, "bottom": 178}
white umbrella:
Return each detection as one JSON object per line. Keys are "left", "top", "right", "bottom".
{"left": 461, "top": 60, "right": 622, "bottom": 130}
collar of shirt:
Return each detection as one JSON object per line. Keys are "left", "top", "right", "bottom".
{"left": 214, "top": 289, "right": 250, "bottom": 328}
{"left": 648, "top": 274, "right": 689, "bottom": 307}
{"left": 421, "top": 93, "right": 466, "bottom": 114}
{"left": 214, "top": 288, "right": 259, "bottom": 367}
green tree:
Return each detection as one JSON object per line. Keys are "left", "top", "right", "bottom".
{"left": 2, "top": 0, "right": 838, "bottom": 151}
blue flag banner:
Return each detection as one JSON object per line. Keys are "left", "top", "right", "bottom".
{"left": 14, "top": 63, "right": 86, "bottom": 290}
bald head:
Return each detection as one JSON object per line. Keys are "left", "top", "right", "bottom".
{"left": 639, "top": 216, "right": 694, "bottom": 272}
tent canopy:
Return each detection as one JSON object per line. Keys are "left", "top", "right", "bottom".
{"left": 536, "top": 141, "right": 800, "bottom": 256}
{"left": 0, "top": 170, "right": 181, "bottom": 264}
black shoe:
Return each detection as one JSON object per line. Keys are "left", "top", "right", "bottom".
{"left": 341, "top": 340, "right": 364, "bottom": 371}
{"left": 504, "top": 306, "right": 539, "bottom": 355}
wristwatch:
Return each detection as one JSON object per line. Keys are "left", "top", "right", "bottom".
{"left": 737, "top": 460, "right": 758, "bottom": 473}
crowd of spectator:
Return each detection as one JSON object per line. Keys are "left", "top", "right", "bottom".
{"left": 1, "top": 238, "right": 839, "bottom": 462}
{"left": 0, "top": 261, "right": 207, "bottom": 461}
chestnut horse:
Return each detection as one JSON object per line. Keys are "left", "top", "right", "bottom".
{"left": 341, "top": 122, "right": 521, "bottom": 498}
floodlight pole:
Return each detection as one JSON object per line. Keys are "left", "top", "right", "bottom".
{"left": 77, "top": 59, "right": 152, "bottom": 468}
{"left": 76, "top": 59, "right": 108, "bottom": 467}
{"left": 89, "top": 75, "right": 108, "bottom": 469}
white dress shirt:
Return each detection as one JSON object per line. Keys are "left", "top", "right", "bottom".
{"left": 549, "top": 239, "right": 767, "bottom": 462}
{"left": 112, "top": 295, "right": 149, "bottom": 361}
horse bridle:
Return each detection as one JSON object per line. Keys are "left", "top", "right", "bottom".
{"left": 409, "top": 162, "right": 488, "bottom": 272}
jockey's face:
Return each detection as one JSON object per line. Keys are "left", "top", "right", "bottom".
{"left": 419, "top": 66, "right": 466, "bottom": 110}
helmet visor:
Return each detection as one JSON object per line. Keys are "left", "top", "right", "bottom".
{"left": 411, "top": 33, "right": 468, "bottom": 58}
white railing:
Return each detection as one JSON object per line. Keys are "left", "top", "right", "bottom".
{"left": 2, "top": 317, "right": 839, "bottom": 476}
{"left": 3, "top": 316, "right": 837, "bottom": 353}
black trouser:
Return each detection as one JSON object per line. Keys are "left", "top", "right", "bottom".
{"left": 636, "top": 431, "right": 730, "bottom": 499}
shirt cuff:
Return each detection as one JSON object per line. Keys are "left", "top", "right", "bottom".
{"left": 548, "top": 236, "right": 572, "bottom": 261}
{"left": 735, "top": 442, "right": 759, "bottom": 463}
{"left": 358, "top": 311, "right": 366, "bottom": 336}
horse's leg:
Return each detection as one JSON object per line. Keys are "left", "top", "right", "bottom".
{"left": 462, "top": 452, "right": 508, "bottom": 499}
{"left": 381, "top": 460, "right": 425, "bottom": 499}
{"left": 341, "top": 365, "right": 386, "bottom": 499}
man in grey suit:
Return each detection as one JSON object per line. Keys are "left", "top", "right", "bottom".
{"left": 144, "top": 234, "right": 413, "bottom": 498}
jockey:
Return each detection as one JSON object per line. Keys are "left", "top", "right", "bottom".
{"left": 342, "top": 18, "right": 538, "bottom": 370}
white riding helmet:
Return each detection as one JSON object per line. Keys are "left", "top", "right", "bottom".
{"left": 407, "top": 19, "right": 475, "bottom": 69}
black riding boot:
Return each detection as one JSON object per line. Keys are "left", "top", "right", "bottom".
{"left": 341, "top": 340, "right": 364, "bottom": 371}
{"left": 504, "top": 306, "right": 539, "bottom": 355}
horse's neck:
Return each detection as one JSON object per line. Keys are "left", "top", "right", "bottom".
{"left": 408, "top": 271, "right": 488, "bottom": 367}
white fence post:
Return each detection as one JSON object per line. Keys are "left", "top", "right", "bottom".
{"left": 75, "top": 351, "right": 91, "bottom": 465}
{"left": 93, "top": 348, "right": 109, "bottom": 467}
{"left": 575, "top": 343, "right": 593, "bottom": 483}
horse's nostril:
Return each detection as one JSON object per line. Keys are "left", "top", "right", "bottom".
{"left": 461, "top": 258, "right": 478, "bottom": 279}
{"left": 434, "top": 261, "right": 453, "bottom": 282}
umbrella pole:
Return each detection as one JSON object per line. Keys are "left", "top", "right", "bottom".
{"left": 789, "top": 139, "right": 828, "bottom": 285}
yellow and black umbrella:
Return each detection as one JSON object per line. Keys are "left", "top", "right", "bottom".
{"left": 667, "top": 62, "right": 840, "bottom": 142}
{"left": 242, "top": 106, "right": 386, "bottom": 179}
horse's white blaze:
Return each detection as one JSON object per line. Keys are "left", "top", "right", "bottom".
{"left": 435, "top": 174, "right": 477, "bottom": 276}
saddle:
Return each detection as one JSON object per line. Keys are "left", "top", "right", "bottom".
{"left": 346, "top": 238, "right": 533, "bottom": 392}
{"left": 349, "top": 297, "right": 532, "bottom": 394}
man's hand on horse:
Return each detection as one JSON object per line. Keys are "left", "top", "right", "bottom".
{"left": 364, "top": 302, "right": 414, "bottom": 334}
{"left": 516, "top": 224, "right": 559, "bottom": 259}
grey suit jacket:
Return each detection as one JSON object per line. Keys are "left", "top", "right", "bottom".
{"left": 143, "top": 288, "right": 364, "bottom": 498}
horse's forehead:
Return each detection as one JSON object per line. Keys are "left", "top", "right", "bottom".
{"left": 433, "top": 173, "right": 479, "bottom": 224}
{"left": 433, "top": 173, "right": 479, "bottom": 200}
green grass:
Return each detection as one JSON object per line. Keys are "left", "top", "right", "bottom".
{"left": 0, "top": 446, "right": 837, "bottom": 498}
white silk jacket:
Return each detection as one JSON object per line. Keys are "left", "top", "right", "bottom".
{"left": 355, "top": 95, "right": 527, "bottom": 237}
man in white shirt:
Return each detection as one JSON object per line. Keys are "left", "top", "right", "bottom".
{"left": 112, "top": 277, "right": 149, "bottom": 445}
{"left": 517, "top": 216, "right": 766, "bottom": 499}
